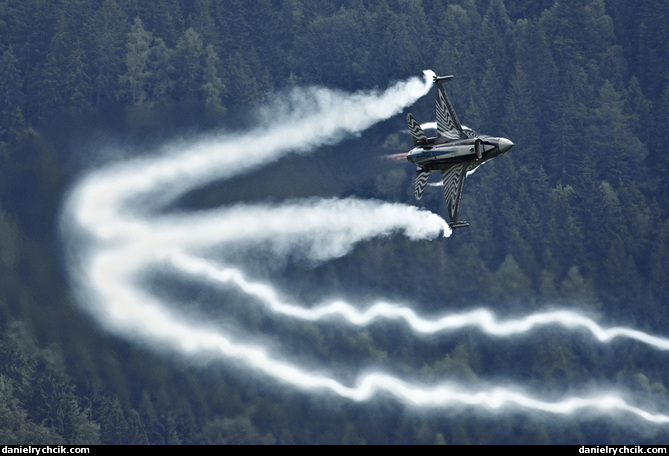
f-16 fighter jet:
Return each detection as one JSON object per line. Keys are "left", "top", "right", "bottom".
{"left": 406, "top": 75, "right": 514, "bottom": 229}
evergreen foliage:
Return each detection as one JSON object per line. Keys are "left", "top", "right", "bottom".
{"left": 0, "top": 0, "right": 667, "bottom": 444}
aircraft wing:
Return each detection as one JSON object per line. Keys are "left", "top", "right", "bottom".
{"left": 440, "top": 162, "right": 470, "bottom": 225}
{"left": 435, "top": 80, "right": 465, "bottom": 140}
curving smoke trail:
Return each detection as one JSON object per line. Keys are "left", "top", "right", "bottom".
{"left": 60, "top": 71, "right": 669, "bottom": 425}
{"left": 163, "top": 251, "right": 669, "bottom": 350}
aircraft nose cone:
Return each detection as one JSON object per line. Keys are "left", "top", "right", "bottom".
{"left": 498, "top": 137, "right": 514, "bottom": 153}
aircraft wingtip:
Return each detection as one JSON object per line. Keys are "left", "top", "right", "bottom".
{"left": 433, "top": 75, "right": 455, "bottom": 84}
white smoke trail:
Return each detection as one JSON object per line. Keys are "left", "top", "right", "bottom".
{"left": 162, "top": 251, "right": 669, "bottom": 350}
{"left": 421, "top": 121, "right": 437, "bottom": 131}
{"left": 60, "top": 72, "right": 669, "bottom": 426}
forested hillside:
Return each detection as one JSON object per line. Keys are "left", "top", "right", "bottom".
{"left": 1, "top": 0, "right": 668, "bottom": 444}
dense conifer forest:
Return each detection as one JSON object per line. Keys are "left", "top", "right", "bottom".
{"left": 0, "top": 0, "right": 668, "bottom": 444}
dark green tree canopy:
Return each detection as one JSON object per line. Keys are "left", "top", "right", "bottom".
{"left": 0, "top": 0, "right": 667, "bottom": 445}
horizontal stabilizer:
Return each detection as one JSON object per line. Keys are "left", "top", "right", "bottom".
{"left": 414, "top": 169, "right": 430, "bottom": 200}
{"left": 449, "top": 221, "right": 470, "bottom": 229}
{"left": 406, "top": 113, "right": 427, "bottom": 146}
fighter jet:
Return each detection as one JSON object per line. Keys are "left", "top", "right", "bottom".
{"left": 406, "top": 75, "right": 514, "bottom": 229}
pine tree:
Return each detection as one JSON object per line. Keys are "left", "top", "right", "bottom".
{"left": 503, "top": 63, "right": 540, "bottom": 152}
{"left": 479, "top": 0, "right": 513, "bottom": 78}
{"left": 624, "top": 76, "right": 652, "bottom": 142}
{"left": 147, "top": 37, "right": 174, "bottom": 104}
{"left": 590, "top": 80, "right": 648, "bottom": 186}
{"left": 121, "top": 17, "right": 152, "bottom": 105}
{"left": 201, "top": 44, "right": 226, "bottom": 111}
{"left": 173, "top": 27, "right": 205, "bottom": 102}
{"left": 0, "top": 47, "right": 25, "bottom": 138}
{"left": 87, "top": 0, "right": 128, "bottom": 106}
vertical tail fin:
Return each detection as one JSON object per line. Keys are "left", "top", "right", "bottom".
{"left": 406, "top": 113, "right": 427, "bottom": 146}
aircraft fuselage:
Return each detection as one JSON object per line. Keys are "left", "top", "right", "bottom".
{"left": 407, "top": 136, "right": 513, "bottom": 170}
